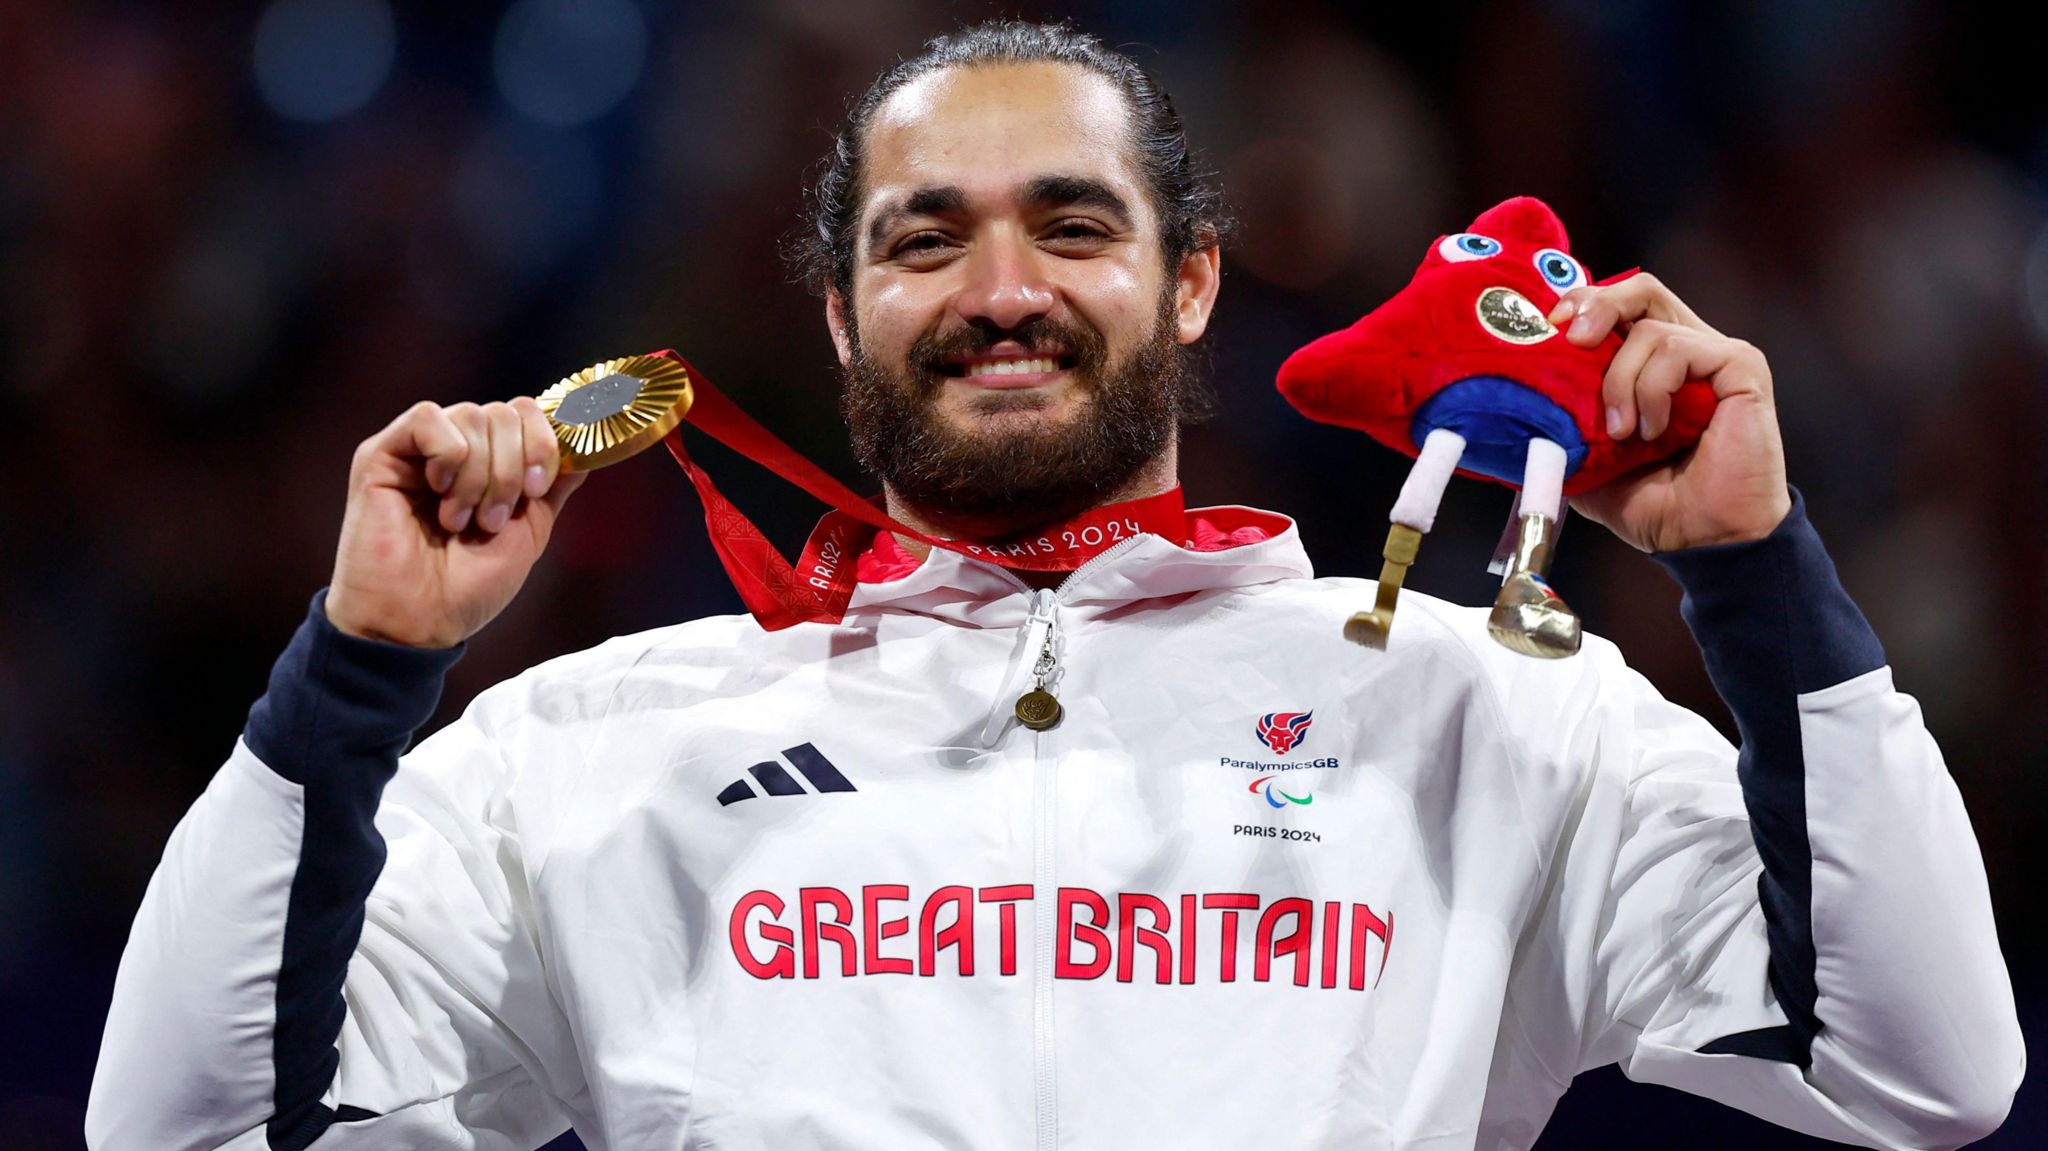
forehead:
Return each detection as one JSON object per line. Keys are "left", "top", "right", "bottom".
{"left": 861, "top": 61, "right": 1144, "bottom": 219}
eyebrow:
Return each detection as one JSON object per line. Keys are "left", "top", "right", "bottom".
{"left": 1021, "top": 175, "right": 1133, "bottom": 229}
{"left": 865, "top": 186, "right": 969, "bottom": 250}
{"left": 863, "top": 175, "right": 1135, "bottom": 252}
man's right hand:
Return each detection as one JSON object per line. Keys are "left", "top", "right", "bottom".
{"left": 325, "top": 397, "right": 587, "bottom": 648}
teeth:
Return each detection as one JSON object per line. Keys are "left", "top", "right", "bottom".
{"left": 964, "top": 357, "right": 1058, "bottom": 378}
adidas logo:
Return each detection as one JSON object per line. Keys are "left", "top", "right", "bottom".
{"left": 716, "top": 743, "right": 856, "bottom": 806}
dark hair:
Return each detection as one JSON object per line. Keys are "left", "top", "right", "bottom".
{"left": 790, "top": 19, "right": 1233, "bottom": 300}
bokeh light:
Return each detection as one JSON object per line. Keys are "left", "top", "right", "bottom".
{"left": 251, "top": 0, "right": 396, "bottom": 122}
{"left": 493, "top": 0, "right": 648, "bottom": 127}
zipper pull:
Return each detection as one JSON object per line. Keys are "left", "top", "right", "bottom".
{"left": 1014, "top": 628, "right": 1063, "bottom": 731}
{"left": 1015, "top": 588, "right": 1063, "bottom": 730}
{"left": 979, "top": 589, "right": 1062, "bottom": 746}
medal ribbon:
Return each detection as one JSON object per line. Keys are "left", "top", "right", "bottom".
{"left": 649, "top": 349, "right": 1187, "bottom": 630}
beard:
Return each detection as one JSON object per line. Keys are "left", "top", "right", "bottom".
{"left": 841, "top": 288, "right": 1207, "bottom": 528}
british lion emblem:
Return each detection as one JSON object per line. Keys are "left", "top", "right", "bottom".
{"left": 1256, "top": 711, "right": 1314, "bottom": 755}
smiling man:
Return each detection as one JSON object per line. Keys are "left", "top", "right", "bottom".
{"left": 90, "top": 20, "right": 2021, "bottom": 1151}
{"left": 825, "top": 45, "right": 1218, "bottom": 554}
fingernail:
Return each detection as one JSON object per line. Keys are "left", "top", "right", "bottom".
{"left": 1548, "top": 299, "right": 1576, "bottom": 323}
{"left": 480, "top": 504, "right": 510, "bottom": 533}
{"left": 524, "top": 465, "right": 548, "bottom": 498}
{"left": 451, "top": 505, "right": 473, "bottom": 533}
{"left": 1569, "top": 314, "right": 1594, "bottom": 341}
{"left": 1606, "top": 406, "right": 1624, "bottom": 437}
{"left": 429, "top": 465, "right": 452, "bottom": 493}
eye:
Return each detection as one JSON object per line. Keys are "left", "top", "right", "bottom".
{"left": 1533, "top": 248, "right": 1583, "bottom": 290}
{"left": 1042, "top": 220, "right": 1110, "bottom": 248}
{"left": 1438, "top": 233, "right": 1502, "bottom": 262}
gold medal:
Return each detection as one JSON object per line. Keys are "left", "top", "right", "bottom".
{"left": 1475, "top": 287, "right": 1556, "bottom": 345}
{"left": 1014, "top": 689, "right": 1063, "bottom": 731}
{"left": 538, "top": 354, "right": 694, "bottom": 472}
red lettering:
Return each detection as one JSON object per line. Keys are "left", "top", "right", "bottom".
{"left": 980, "top": 884, "right": 1034, "bottom": 977}
{"left": 1056, "top": 887, "right": 1111, "bottom": 980}
{"left": 919, "top": 885, "right": 975, "bottom": 976}
{"left": 730, "top": 890, "right": 795, "bottom": 979}
{"left": 1320, "top": 900, "right": 1341, "bottom": 989}
{"left": 800, "top": 887, "right": 856, "bottom": 978}
{"left": 1256, "top": 897, "right": 1314, "bottom": 986}
{"left": 744, "top": 884, "right": 1387, "bottom": 990}
{"left": 1203, "top": 893, "right": 1259, "bottom": 982}
{"left": 1116, "top": 893, "right": 1173, "bottom": 984}
{"left": 863, "top": 884, "right": 912, "bottom": 975}
{"left": 1349, "top": 903, "right": 1394, "bottom": 990}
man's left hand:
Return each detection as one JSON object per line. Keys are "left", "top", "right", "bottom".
{"left": 1547, "top": 274, "right": 1791, "bottom": 552}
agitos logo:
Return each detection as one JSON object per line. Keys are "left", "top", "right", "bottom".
{"left": 1250, "top": 775, "right": 1313, "bottom": 808}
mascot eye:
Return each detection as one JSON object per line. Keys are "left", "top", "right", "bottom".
{"left": 1534, "top": 248, "right": 1583, "bottom": 290}
{"left": 1438, "top": 233, "right": 1502, "bottom": 262}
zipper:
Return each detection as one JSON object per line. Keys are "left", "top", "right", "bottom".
{"left": 1032, "top": 706, "right": 1058, "bottom": 1151}
{"left": 976, "top": 533, "right": 1145, "bottom": 1151}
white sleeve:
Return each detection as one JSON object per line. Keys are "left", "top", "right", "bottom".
{"left": 1499, "top": 492, "right": 2023, "bottom": 1150}
{"left": 88, "top": 592, "right": 581, "bottom": 1151}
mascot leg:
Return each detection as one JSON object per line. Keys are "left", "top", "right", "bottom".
{"left": 1486, "top": 438, "right": 1583, "bottom": 658}
{"left": 1347, "top": 428, "right": 1465, "bottom": 648}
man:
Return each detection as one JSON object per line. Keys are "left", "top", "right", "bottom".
{"left": 90, "top": 20, "right": 2020, "bottom": 1151}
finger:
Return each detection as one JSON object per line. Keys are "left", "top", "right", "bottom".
{"left": 361, "top": 401, "right": 466, "bottom": 493}
{"left": 1600, "top": 319, "right": 1677, "bottom": 439}
{"left": 1561, "top": 273, "right": 1715, "bottom": 347}
{"left": 478, "top": 402, "right": 526, "bottom": 533}
{"left": 512, "top": 395, "right": 560, "bottom": 500}
{"left": 441, "top": 403, "right": 490, "bottom": 533}
{"left": 1712, "top": 338, "right": 1773, "bottom": 404}
{"left": 1546, "top": 285, "right": 1597, "bottom": 327}
{"left": 1633, "top": 337, "right": 1694, "bottom": 441}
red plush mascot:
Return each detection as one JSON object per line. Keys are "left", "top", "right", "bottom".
{"left": 1276, "top": 195, "right": 1716, "bottom": 657}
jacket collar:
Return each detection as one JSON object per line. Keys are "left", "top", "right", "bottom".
{"left": 843, "top": 505, "right": 1314, "bottom": 628}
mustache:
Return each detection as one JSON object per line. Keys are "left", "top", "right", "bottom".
{"left": 903, "top": 316, "right": 1109, "bottom": 394}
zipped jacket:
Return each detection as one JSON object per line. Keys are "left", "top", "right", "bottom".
{"left": 88, "top": 493, "right": 2023, "bottom": 1150}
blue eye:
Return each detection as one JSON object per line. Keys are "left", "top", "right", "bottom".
{"left": 1534, "top": 248, "right": 1583, "bottom": 290}
{"left": 1438, "top": 233, "right": 1501, "bottom": 262}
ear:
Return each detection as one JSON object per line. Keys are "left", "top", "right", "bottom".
{"left": 826, "top": 286, "right": 854, "bottom": 367}
{"left": 1174, "top": 242, "right": 1222, "bottom": 345}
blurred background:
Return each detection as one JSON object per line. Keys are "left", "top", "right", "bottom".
{"left": 2, "top": 1, "right": 2043, "bottom": 1147}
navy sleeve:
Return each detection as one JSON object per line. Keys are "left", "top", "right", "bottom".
{"left": 1648, "top": 485, "right": 1886, "bottom": 1068}
{"left": 243, "top": 589, "right": 464, "bottom": 1151}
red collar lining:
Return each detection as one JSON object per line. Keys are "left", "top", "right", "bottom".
{"left": 854, "top": 506, "right": 1288, "bottom": 585}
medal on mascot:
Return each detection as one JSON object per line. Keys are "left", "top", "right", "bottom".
{"left": 1276, "top": 195, "right": 1717, "bottom": 658}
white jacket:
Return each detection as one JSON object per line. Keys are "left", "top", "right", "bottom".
{"left": 89, "top": 495, "right": 2022, "bottom": 1150}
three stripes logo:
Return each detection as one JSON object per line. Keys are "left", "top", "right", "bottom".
{"left": 716, "top": 743, "right": 856, "bottom": 806}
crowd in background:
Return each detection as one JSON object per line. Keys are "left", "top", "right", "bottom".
{"left": 2, "top": 2, "right": 2043, "bottom": 1147}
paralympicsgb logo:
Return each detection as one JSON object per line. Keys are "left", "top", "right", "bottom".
{"left": 1255, "top": 711, "right": 1314, "bottom": 755}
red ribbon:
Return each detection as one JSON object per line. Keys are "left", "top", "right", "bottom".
{"left": 651, "top": 349, "right": 1188, "bottom": 630}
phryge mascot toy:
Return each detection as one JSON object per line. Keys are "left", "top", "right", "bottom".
{"left": 1276, "top": 196, "right": 1715, "bottom": 658}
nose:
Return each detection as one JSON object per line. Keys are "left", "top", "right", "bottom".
{"left": 952, "top": 228, "right": 1055, "bottom": 331}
